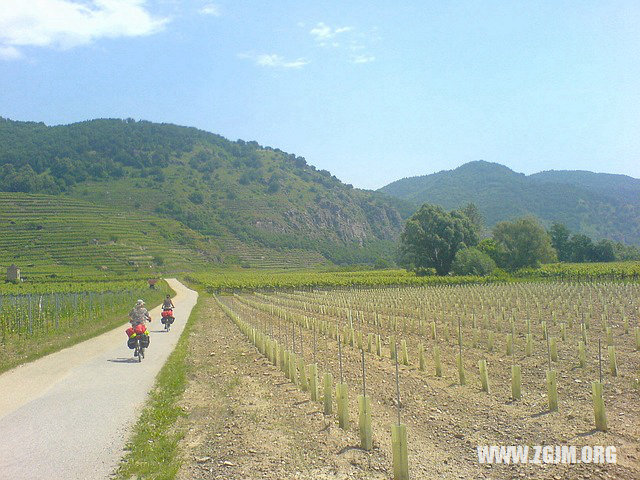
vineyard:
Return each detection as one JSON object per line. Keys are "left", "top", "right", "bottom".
{"left": 515, "top": 261, "right": 640, "bottom": 281}
{"left": 0, "top": 192, "right": 219, "bottom": 277}
{"left": 0, "top": 279, "right": 172, "bottom": 372}
{"left": 186, "top": 269, "right": 491, "bottom": 292}
{"left": 187, "top": 262, "right": 640, "bottom": 293}
{"left": 211, "top": 282, "right": 639, "bottom": 479}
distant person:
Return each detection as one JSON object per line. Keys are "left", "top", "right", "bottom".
{"left": 129, "top": 299, "right": 151, "bottom": 325}
{"left": 162, "top": 295, "right": 175, "bottom": 310}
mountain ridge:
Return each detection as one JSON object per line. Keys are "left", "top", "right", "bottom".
{"left": 380, "top": 160, "right": 640, "bottom": 245}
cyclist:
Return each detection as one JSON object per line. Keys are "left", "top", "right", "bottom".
{"left": 162, "top": 295, "right": 175, "bottom": 310}
{"left": 129, "top": 299, "right": 151, "bottom": 326}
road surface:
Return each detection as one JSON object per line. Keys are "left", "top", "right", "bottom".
{"left": 0, "top": 278, "right": 198, "bottom": 480}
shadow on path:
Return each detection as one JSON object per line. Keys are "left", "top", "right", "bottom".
{"left": 107, "top": 357, "right": 139, "bottom": 364}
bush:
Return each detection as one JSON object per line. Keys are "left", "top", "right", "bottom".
{"left": 451, "top": 247, "right": 496, "bottom": 276}
{"left": 188, "top": 191, "right": 204, "bottom": 204}
{"left": 415, "top": 267, "right": 437, "bottom": 277}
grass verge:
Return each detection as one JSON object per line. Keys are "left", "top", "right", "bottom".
{"left": 114, "top": 289, "right": 202, "bottom": 480}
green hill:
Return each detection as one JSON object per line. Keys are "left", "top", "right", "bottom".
{"left": 0, "top": 117, "right": 404, "bottom": 268}
{"left": 379, "top": 160, "right": 640, "bottom": 244}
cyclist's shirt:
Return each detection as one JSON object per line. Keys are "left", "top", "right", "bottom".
{"left": 129, "top": 306, "right": 150, "bottom": 324}
{"left": 162, "top": 299, "right": 174, "bottom": 309}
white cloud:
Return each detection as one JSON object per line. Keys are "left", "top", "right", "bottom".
{"left": 239, "top": 53, "right": 309, "bottom": 69}
{"left": 0, "top": 45, "right": 22, "bottom": 60}
{"left": 0, "top": 0, "right": 167, "bottom": 58}
{"left": 352, "top": 54, "right": 375, "bottom": 64}
{"left": 310, "top": 22, "right": 352, "bottom": 45}
{"left": 199, "top": 4, "right": 221, "bottom": 16}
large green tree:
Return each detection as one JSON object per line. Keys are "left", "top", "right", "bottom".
{"left": 399, "top": 204, "right": 478, "bottom": 275}
{"left": 549, "top": 223, "right": 572, "bottom": 261}
{"left": 492, "top": 216, "right": 556, "bottom": 271}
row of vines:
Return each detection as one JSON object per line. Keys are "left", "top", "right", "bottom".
{"left": 0, "top": 280, "right": 171, "bottom": 372}
{"left": 215, "top": 281, "right": 639, "bottom": 479}
{"left": 188, "top": 261, "right": 640, "bottom": 293}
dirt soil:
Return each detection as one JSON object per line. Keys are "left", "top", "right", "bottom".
{"left": 178, "top": 294, "right": 639, "bottom": 480}
{"left": 177, "top": 296, "right": 390, "bottom": 480}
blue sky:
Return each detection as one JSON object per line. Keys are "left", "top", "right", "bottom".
{"left": 1, "top": 1, "right": 639, "bottom": 189}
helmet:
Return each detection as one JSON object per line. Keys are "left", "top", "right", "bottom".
{"left": 136, "top": 299, "right": 145, "bottom": 306}
{"left": 166, "top": 295, "right": 170, "bottom": 298}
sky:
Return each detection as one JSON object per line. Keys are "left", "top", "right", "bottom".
{"left": 1, "top": 1, "right": 639, "bottom": 190}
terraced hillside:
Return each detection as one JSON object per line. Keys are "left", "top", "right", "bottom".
{"left": 0, "top": 193, "right": 221, "bottom": 277}
{"left": 0, "top": 193, "right": 337, "bottom": 275}
{"left": 0, "top": 118, "right": 405, "bottom": 266}
{"left": 216, "top": 237, "right": 328, "bottom": 269}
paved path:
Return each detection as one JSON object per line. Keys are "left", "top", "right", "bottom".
{"left": 0, "top": 279, "right": 198, "bottom": 480}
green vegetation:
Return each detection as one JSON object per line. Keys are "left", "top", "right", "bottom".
{"left": 0, "top": 117, "right": 405, "bottom": 267}
{"left": 515, "top": 261, "right": 640, "bottom": 280}
{"left": 451, "top": 247, "right": 496, "bottom": 276}
{"left": 0, "top": 192, "right": 220, "bottom": 276}
{"left": 491, "top": 216, "right": 556, "bottom": 270}
{"left": 0, "top": 279, "right": 172, "bottom": 372}
{"left": 189, "top": 259, "right": 640, "bottom": 293}
{"left": 115, "top": 289, "right": 199, "bottom": 480}
{"left": 380, "top": 160, "right": 640, "bottom": 245}
{"left": 549, "top": 222, "right": 627, "bottom": 263}
{"left": 186, "top": 269, "right": 492, "bottom": 292}
{"left": 398, "top": 204, "right": 478, "bottom": 275}
{"left": 398, "top": 201, "right": 635, "bottom": 276}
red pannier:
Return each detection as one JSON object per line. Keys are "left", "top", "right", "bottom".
{"left": 134, "top": 323, "right": 147, "bottom": 335}
{"left": 125, "top": 327, "right": 135, "bottom": 338}
{"left": 161, "top": 309, "right": 173, "bottom": 318}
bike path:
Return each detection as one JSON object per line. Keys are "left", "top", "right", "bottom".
{"left": 0, "top": 278, "right": 198, "bottom": 480}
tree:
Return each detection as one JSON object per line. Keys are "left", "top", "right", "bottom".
{"left": 569, "top": 234, "right": 594, "bottom": 262}
{"left": 460, "top": 203, "right": 484, "bottom": 236}
{"left": 591, "top": 239, "right": 616, "bottom": 262}
{"left": 476, "top": 238, "right": 507, "bottom": 266}
{"left": 399, "top": 204, "right": 478, "bottom": 275}
{"left": 549, "top": 223, "right": 572, "bottom": 261}
{"left": 451, "top": 247, "right": 496, "bottom": 276}
{"left": 492, "top": 216, "right": 556, "bottom": 271}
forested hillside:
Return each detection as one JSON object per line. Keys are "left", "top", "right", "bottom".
{"left": 0, "top": 117, "right": 405, "bottom": 267}
{"left": 380, "top": 161, "right": 640, "bottom": 245}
